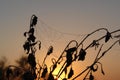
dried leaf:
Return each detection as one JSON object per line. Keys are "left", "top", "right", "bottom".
{"left": 23, "top": 42, "right": 30, "bottom": 54}
{"left": 68, "top": 67, "right": 74, "bottom": 79}
{"left": 78, "top": 48, "right": 86, "bottom": 61}
{"left": 31, "top": 15, "right": 38, "bottom": 27}
{"left": 29, "top": 28, "right": 34, "bottom": 34}
{"left": 28, "top": 34, "right": 36, "bottom": 42}
{"left": 24, "top": 32, "right": 27, "bottom": 37}
{"left": 28, "top": 53, "right": 36, "bottom": 68}
{"left": 105, "top": 31, "right": 112, "bottom": 43}
{"left": 66, "top": 52, "right": 72, "bottom": 67}
{"left": 91, "top": 40, "right": 99, "bottom": 50}
{"left": 74, "top": 53, "right": 77, "bottom": 61}
{"left": 66, "top": 47, "right": 77, "bottom": 53}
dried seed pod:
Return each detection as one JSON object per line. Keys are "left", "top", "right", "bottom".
{"left": 47, "top": 46, "right": 53, "bottom": 55}
{"left": 30, "top": 15, "right": 38, "bottom": 27}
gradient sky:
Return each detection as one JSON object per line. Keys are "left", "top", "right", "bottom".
{"left": 0, "top": 0, "right": 120, "bottom": 80}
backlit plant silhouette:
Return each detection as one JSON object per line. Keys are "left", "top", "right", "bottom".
{"left": 5, "top": 15, "right": 120, "bottom": 80}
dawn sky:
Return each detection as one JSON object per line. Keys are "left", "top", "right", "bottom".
{"left": 0, "top": 0, "right": 120, "bottom": 80}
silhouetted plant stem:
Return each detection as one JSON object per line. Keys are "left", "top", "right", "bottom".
{"left": 85, "top": 29, "right": 120, "bottom": 50}
{"left": 96, "top": 40, "right": 120, "bottom": 61}
{"left": 72, "top": 40, "right": 120, "bottom": 80}
{"left": 57, "top": 28, "right": 108, "bottom": 78}
{"left": 6, "top": 15, "right": 120, "bottom": 80}
{"left": 74, "top": 28, "right": 120, "bottom": 62}
{"left": 38, "top": 53, "right": 48, "bottom": 79}
{"left": 77, "top": 28, "right": 108, "bottom": 48}
{"left": 56, "top": 40, "right": 78, "bottom": 78}
{"left": 57, "top": 61, "right": 66, "bottom": 77}
{"left": 56, "top": 40, "right": 78, "bottom": 64}
{"left": 83, "top": 69, "right": 91, "bottom": 80}
{"left": 94, "top": 44, "right": 103, "bottom": 62}
{"left": 72, "top": 67, "right": 89, "bottom": 80}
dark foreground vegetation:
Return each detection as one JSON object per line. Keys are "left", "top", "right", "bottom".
{"left": 0, "top": 15, "right": 120, "bottom": 80}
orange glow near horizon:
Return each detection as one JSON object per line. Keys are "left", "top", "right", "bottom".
{"left": 0, "top": 0, "right": 120, "bottom": 80}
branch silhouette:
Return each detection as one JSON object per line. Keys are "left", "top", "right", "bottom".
{"left": 3, "top": 15, "right": 120, "bottom": 80}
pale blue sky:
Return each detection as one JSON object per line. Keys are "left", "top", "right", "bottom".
{"left": 0, "top": 0, "right": 120, "bottom": 80}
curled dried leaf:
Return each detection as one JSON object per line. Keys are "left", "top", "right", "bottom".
{"left": 23, "top": 41, "right": 30, "bottom": 54}
{"left": 66, "top": 52, "right": 72, "bottom": 67}
{"left": 78, "top": 48, "right": 86, "bottom": 61}
{"left": 66, "top": 47, "right": 77, "bottom": 53}
{"left": 27, "top": 34, "right": 36, "bottom": 42}
{"left": 31, "top": 15, "right": 38, "bottom": 27}
{"left": 24, "top": 32, "right": 27, "bottom": 37}
{"left": 91, "top": 40, "right": 99, "bottom": 50}
{"left": 74, "top": 53, "right": 77, "bottom": 61}
{"left": 105, "top": 31, "right": 112, "bottom": 43}
{"left": 90, "top": 64, "right": 98, "bottom": 72}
